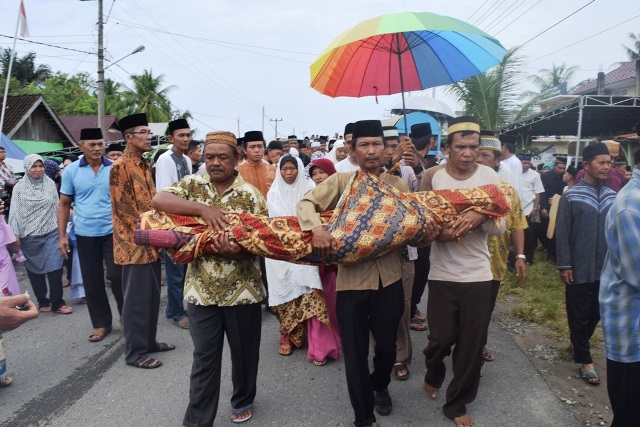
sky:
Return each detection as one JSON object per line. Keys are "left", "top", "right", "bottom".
{"left": 0, "top": 0, "right": 639, "bottom": 139}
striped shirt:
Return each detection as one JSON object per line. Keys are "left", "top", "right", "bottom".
{"left": 599, "top": 168, "right": 640, "bottom": 362}
{"left": 555, "top": 178, "right": 616, "bottom": 284}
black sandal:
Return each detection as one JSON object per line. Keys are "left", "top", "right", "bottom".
{"left": 127, "top": 356, "right": 162, "bottom": 369}
{"left": 150, "top": 342, "right": 176, "bottom": 352}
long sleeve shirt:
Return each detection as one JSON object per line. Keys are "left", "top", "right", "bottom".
{"left": 599, "top": 168, "right": 640, "bottom": 363}
{"left": 555, "top": 179, "right": 616, "bottom": 283}
{"left": 296, "top": 172, "right": 409, "bottom": 291}
{"left": 540, "top": 170, "right": 565, "bottom": 211}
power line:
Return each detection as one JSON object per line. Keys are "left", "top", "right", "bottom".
{"left": 466, "top": 0, "right": 491, "bottom": 23}
{"left": 0, "top": 34, "right": 94, "bottom": 55}
{"left": 483, "top": 0, "right": 528, "bottom": 33}
{"left": 520, "top": 0, "right": 596, "bottom": 46}
{"left": 472, "top": 0, "right": 505, "bottom": 27}
{"left": 493, "top": 0, "right": 542, "bottom": 36}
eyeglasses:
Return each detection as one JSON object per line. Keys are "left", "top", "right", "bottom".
{"left": 128, "top": 130, "right": 154, "bottom": 136}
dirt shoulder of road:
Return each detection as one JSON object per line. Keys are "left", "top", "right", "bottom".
{"left": 495, "top": 294, "right": 612, "bottom": 426}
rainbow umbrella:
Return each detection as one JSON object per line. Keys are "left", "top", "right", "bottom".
{"left": 310, "top": 11, "right": 507, "bottom": 130}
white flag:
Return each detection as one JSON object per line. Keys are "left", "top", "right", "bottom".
{"left": 19, "top": 0, "right": 29, "bottom": 37}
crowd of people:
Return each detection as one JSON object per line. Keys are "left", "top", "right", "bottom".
{"left": 0, "top": 114, "right": 638, "bottom": 427}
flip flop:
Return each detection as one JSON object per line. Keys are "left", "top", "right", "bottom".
{"left": 53, "top": 305, "right": 73, "bottom": 315}
{"left": 231, "top": 404, "right": 253, "bottom": 424}
{"left": 172, "top": 317, "right": 189, "bottom": 330}
{"left": 40, "top": 306, "right": 52, "bottom": 313}
{"left": 312, "top": 359, "right": 327, "bottom": 366}
{"left": 150, "top": 342, "right": 176, "bottom": 352}
{"left": 89, "top": 326, "right": 113, "bottom": 342}
{"left": 409, "top": 318, "right": 428, "bottom": 331}
{"left": 579, "top": 368, "right": 600, "bottom": 385}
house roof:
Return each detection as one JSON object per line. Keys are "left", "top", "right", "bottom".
{"left": 59, "top": 115, "right": 122, "bottom": 143}
{"left": 572, "top": 60, "right": 637, "bottom": 95}
{"left": 0, "top": 95, "right": 75, "bottom": 145}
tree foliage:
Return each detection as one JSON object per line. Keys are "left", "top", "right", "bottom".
{"left": 118, "top": 69, "right": 175, "bottom": 122}
{"left": 622, "top": 32, "right": 640, "bottom": 61}
{"left": 0, "top": 49, "right": 51, "bottom": 86}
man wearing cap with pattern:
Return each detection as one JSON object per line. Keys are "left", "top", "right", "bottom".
{"left": 236, "top": 131, "right": 275, "bottom": 199}
{"left": 155, "top": 118, "right": 193, "bottom": 330}
{"left": 419, "top": 116, "right": 505, "bottom": 427}
{"left": 556, "top": 142, "right": 616, "bottom": 386}
{"left": 152, "top": 131, "right": 266, "bottom": 426}
{"left": 58, "top": 128, "right": 123, "bottom": 343}
{"left": 110, "top": 113, "right": 175, "bottom": 370}
{"left": 298, "top": 119, "right": 441, "bottom": 427}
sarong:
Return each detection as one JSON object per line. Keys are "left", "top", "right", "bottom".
{"left": 134, "top": 171, "right": 512, "bottom": 265}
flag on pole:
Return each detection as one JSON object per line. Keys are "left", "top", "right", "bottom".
{"left": 19, "top": 0, "right": 29, "bottom": 37}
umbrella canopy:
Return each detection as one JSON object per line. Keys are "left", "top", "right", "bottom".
{"left": 310, "top": 11, "right": 506, "bottom": 98}
{"left": 389, "top": 96, "right": 456, "bottom": 123}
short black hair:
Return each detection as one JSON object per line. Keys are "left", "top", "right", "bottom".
{"left": 501, "top": 142, "right": 516, "bottom": 154}
{"left": 0, "top": 146, "right": 5, "bottom": 151}
{"left": 413, "top": 135, "right": 432, "bottom": 151}
{"left": 187, "top": 140, "right": 201, "bottom": 154}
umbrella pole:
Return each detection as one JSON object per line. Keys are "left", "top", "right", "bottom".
{"left": 395, "top": 33, "right": 409, "bottom": 136}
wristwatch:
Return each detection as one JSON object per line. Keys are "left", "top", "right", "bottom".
{"left": 515, "top": 254, "right": 526, "bottom": 260}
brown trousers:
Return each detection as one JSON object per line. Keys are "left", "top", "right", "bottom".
{"left": 395, "top": 261, "right": 415, "bottom": 364}
{"left": 423, "top": 280, "right": 492, "bottom": 420}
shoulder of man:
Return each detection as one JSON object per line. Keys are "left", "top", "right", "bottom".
{"left": 419, "top": 164, "right": 446, "bottom": 191}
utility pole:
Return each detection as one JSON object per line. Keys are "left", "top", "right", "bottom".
{"left": 270, "top": 118, "right": 283, "bottom": 140}
{"left": 261, "top": 106, "right": 264, "bottom": 135}
{"left": 97, "top": 0, "right": 105, "bottom": 133}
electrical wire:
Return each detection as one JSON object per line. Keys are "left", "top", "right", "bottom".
{"left": 493, "top": 0, "right": 542, "bottom": 36}
{"left": 0, "top": 34, "right": 94, "bottom": 55}
{"left": 466, "top": 0, "right": 491, "bottom": 23}
{"left": 520, "top": 0, "right": 596, "bottom": 47}
{"left": 483, "top": 0, "right": 528, "bottom": 33}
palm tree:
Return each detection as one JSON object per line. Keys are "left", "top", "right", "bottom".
{"left": 0, "top": 49, "right": 51, "bottom": 86}
{"left": 528, "top": 63, "right": 579, "bottom": 96}
{"left": 622, "top": 32, "right": 640, "bottom": 61}
{"left": 447, "top": 47, "right": 535, "bottom": 131}
{"left": 121, "top": 70, "right": 175, "bottom": 122}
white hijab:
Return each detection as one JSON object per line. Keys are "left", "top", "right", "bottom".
{"left": 267, "top": 155, "right": 311, "bottom": 216}
{"left": 325, "top": 140, "right": 345, "bottom": 164}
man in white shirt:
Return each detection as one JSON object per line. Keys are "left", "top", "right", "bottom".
{"left": 500, "top": 137, "right": 523, "bottom": 200}
{"left": 519, "top": 154, "right": 544, "bottom": 264}
{"left": 155, "top": 118, "right": 193, "bottom": 330}
{"left": 335, "top": 122, "right": 360, "bottom": 173}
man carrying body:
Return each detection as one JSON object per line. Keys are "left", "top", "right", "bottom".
{"left": 556, "top": 143, "right": 616, "bottom": 386}
{"left": 335, "top": 123, "right": 360, "bottom": 173}
{"left": 519, "top": 154, "right": 544, "bottom": 264}
{"left": 420, "top": 116, "right": 505, "bottom": 427}
{"left": 152, "top": 131, "right": 266, "bottom": 426}
{"left": 110, "top": 113, "right": 174, "bottom": 369}
{"left": 599, "top": 144, "right": 640, "bottom": 426}
{"left": 155, "top": 118, "right": 193, "bottom": 330}
{"left": 298, "top": 120, "right": 440, "bottom": 427}
{"left": 236, "top": 131, "right": 276, "bottom": 199}
{"left": 58, "top": 128, "right": 124, "bottom": 342}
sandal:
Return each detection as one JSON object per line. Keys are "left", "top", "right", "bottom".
{"left": 231, "top": 404, "right": 253, "bottom": 424}
{"left": 482, "top": 346, "right": 495, "bottom": 362}
{"left": 579, "top": 367, "right": 600, "bottom": 385}
{"left": 150, "top": 342, "right": 176, "bottom": 352}
{"left": 127, "top": 356, "right": 162, "bottom": 369}
{"left": 0, "top": 376, "right": 13, "bottom": 387}
{"left": 53, "top": 305, "right": 73, "bottom": 315}
{"left": 409, "top": 318, "right": 428, "bottom": 331}
{"left": 89, "top": 326, "right": 112, "bottom": 342}
{"left": 312, "top": 359, "right": 327, "bottom": 366}
{"left": 393, "top": 363, "right": 409, "bottom": 380}
{"left": 278, "top": 334, "right": 293, "bottom": 356}
{"left": 40, "top": 306, "right": 52, "bottom": 313}
{"left": 172, "top": 317, "right": 189, "bottom": 330}
{"left": 414, "top": 310, "right": 426, "bottom": 322}
{"left": 62, "top": 279, "right": 70, "bottom": 288}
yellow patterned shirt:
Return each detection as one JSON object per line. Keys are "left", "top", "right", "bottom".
{"left": 488, "top": 181, "right": 528, "bottom": 281}
{"left": 162, "top": 172, "right": 267, "bottom": 306}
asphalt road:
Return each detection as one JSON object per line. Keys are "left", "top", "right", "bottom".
{"left": 0, "top": 264, "right": 582, "bottom": 427}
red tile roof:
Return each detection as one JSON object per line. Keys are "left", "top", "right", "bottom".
{"left": 572, "top": 60, "right": 637, "bottom": 95}
{"left": 59, "top": 115, "right": 123, "bottom": 143}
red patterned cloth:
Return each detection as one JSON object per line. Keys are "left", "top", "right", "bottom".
{"left": 135, "top": 171, "right": 511, "bottom": 265}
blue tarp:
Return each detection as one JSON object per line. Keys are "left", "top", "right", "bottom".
{"left": 1, "top": 133, "right": 27, "bottom": 160}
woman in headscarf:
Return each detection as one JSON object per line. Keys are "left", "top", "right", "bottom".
{"left": 266, "top": 155, "right": 339, "bottom": 365}
{"left": 324, "top": 140, "right": 347, "bottom": 164}
{"left": 8, "top": 155, "right": 72, "bottom": 314}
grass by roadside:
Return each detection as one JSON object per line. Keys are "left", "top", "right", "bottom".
{"left": 499, "top": 248, "right": 603, "bottom": 347}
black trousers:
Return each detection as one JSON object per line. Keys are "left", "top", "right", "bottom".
{"left": 607, "top": 359, "right": 640, "bottom": 427}
{"left": 183, "top": 302, "right": 262, "bottom": 427}
{"left": 566, "top": 281, "right": 600, "bottom": 364}
{"left": 523, "top": 216, "right": 537, "bottom": 264}
{"left": 423, "top": 280, "right": 492, "bottom": 420}
{"left": 76, "top": 234, "right": 123, "bottom": 329}
{"left": 26, "top": 267, "right": 65, "bottom": 310}
{"left": 121, "top": 261, "right": 161, "bottom": 364}
{"left": 336, "top": 280, "right": 404, "bottom": 427}
{"left": 411, "top": 246, "right": 430, "bottom": 318}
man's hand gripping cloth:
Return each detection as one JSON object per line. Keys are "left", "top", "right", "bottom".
{"left": 135, "top": 171, "right": 512, "bottom": 265}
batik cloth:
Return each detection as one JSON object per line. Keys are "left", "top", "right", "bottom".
{"left": 135, "top": 170, "right": 512, "bottom": 266}
{"left": 272, "top": 289, "right": 330, "bottom": 348}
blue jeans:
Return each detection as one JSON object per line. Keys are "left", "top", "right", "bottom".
{"left": 163, "top": 250, "right": 187, "bottom": 322}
